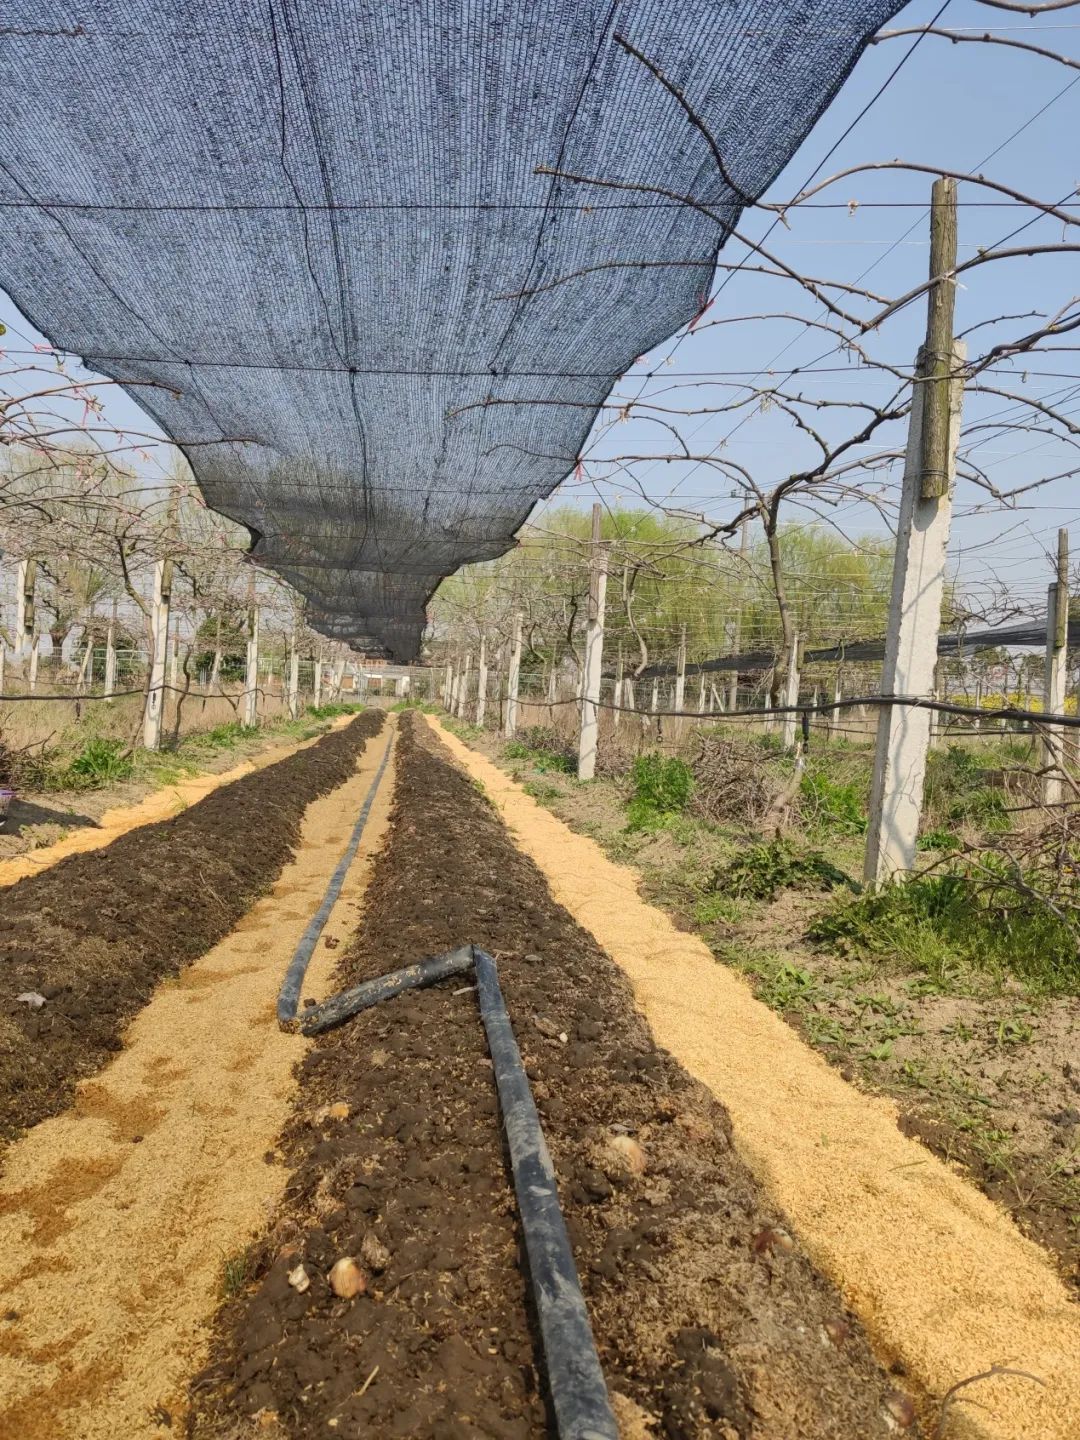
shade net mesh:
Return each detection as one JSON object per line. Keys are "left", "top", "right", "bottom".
{"left": 0, "top": 1, "right": 901, "bottom": 659}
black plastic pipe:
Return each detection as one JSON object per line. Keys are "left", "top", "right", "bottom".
{"left": 297, "top": 945, "right": 474, "bottom": 1034}
{"left": 277, "top": 728, "right": 394, "bottom": 1024}
{"left": 473, "top": 947, "right": 619, "bottom": 1440}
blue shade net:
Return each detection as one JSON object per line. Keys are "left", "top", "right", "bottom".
{"left": 0, "top": 1, "right": 900, "bottom": 659}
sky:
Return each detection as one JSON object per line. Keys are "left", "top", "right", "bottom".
{"left": 3, "top": 0, "right": 1079, "bottom": 637}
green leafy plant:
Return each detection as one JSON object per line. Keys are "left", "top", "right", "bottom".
{"left": 713, "top": 838, "right": 854, "bottom": 902}
{"left": 63, "top": 737, "right": 134, "bottom": 788}
{"left": 626, "top": 752, "right": 693, "bottom": 830}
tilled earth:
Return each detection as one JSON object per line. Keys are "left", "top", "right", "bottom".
{"left": 190, "top": 716, "right": 911, "bottom": 1439}
{"left": 0, "top": 712, "right": 384, "bottom": 1142}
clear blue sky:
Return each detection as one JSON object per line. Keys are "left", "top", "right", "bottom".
{"left": 3, "top": 0, "right": 1078, "bottom": 625}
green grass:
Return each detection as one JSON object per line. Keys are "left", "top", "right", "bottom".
{"left": 626, "top": 751, "right": 693, "bottom": 831}
{"left": 800, "top": 768, "right": 867, "bottom": 836}
{"left": 809, "top": 862, "right": 1079, "bottom": 996}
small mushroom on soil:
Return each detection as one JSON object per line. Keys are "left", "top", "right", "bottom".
{"left": 312, "top": 1101, "right": 350, "bottom": 1124}
{"left": 15, "top": 992, "right": 46, "bottom": 1010}
{"left": 607, "top": 1134, "right": 647, "bottom": 1175}
{"left": 360, "top": 1231, "right": 390, "bottom": 1274}
{"left": 751, "top": 1226, "right": 794, "bottom": 1256}
{"left": 883, "top": 1392, "right": 916, "bottom": 1429}
{"left": 327, "top": 1257, "right": 367, "bottom": 1299}
{"left": 286, "top": 1263, "right": 310, "bottom": 1294}
{"left": 821, "top": 1318, "right": 850, "bottom": 1348}
{"left": 610, "top": 1390, "right": 658, "bottom": 1438}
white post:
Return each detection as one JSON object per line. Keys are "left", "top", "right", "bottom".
{"left": 313, "top": 646, "right": 324, "bottom": 707}
{"left": 829, "top": 673, "right": 842, "bottom": 737}
{"left": 650, "top": 678, "right": 659, "bottom": 714}
{"left": 288, "top": 631, "right": 300, "bottom": 720}
{"left": 710, "top": 683, "right": 720, "bottom": 714}
{"left": 143, "top": 557, "right": 171, "bottom": 750}
{"left": 865, "top": 178, "right": 963, "bottom": 884}
{"left": 578, "top": 504, "right": 607, "bottom": 780}
{"left": 698, "top": 672, "right": 707, "bottom": 714}
{"left": 331, "top": 654, "right": 345, "bottom": 702}
{"left": 613, "top": 646, "right": 623, "bottom": 732}
{"left": 476, "top": 635, "right": 488, "bottom": 728}
{"left": 780, "top": 637, "right": 801, "bottom": 752}
{"left": 456, "top": 652, "right": 472, "bottom": 719}
{"left": 104, "top": 602, "right": 118, "bottom": 701}
{"left": 28, "top": 637, "right": 39, "bottom": 693}
{"left": 505, "top": 612, "right": 522, "bottom": 738}
{"left": 1041, "top": 529, "right": 1069, "bottom": 808}
{"left": 15, "top": 558, "right": 36, "bottom": 663}
{"left": 865, "top": 359, "right": 963, "bottom": 883}
{"left": 674, "top": 624, "right": 686, "bottom": 714}
{"left": 242, "top": 604, "right": 260, "bottom": 727}
{"left": 169, "top": 632, "right": 179, "bottom": 691}
{"left": 546, "top": 661, "right": 557, "bottom": 720}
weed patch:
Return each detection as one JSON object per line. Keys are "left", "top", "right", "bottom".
{"left": 713, "top": 838, "right": 854, "bottom": 902}
{"left": 627, "top": 751, "right": 693, "bottom": 830}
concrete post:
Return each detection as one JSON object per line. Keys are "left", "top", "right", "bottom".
{"left": 476, "top": 635, "right": 488, "bottom": 728}
{"left": 546, "top": 661, "right": 557, "bottom": 722}
{"left": 313, "top": 646, "right": 324, "bottom": 708}
{"left": 578, "top": 504, "right": 607, "bottom": 780}
{"left": 287, "top": 631, "right": 300, "bottom": 720}
{"left": 698, "top": 672, "right": 707, "bottom": 714}
{"left": 0, "top": 640, "right": 4, "bottom": 695}
{"left": 865, "top": 351, "right": 965, "bottom": 882}
{"left": 242, "top": 605, "right": 260, "bottom": 727}
{"left": 457, "top": 652, "right": 472, "bottom": 719}
{"left": 829, "top": 673, "right": 842, "bottom": 737}
{"left": 504, "top": 612, "right": 522, "bottom": 738}
{"left": 331, "top": 655, "right": 345, "bottom": 702}
{"left": 780, "top": 637, "right": 802, "bottom": 753}
{"left": 650, "top": 678, "right": 659, "bottom": 714}
{"left": 15, "top": 558, "right": 36, "bottom": 663}
{"left": 1041, "top": 529, "right": 1069, "bottom": 807}
{"left": 674, "top": 624, "right": 686, "bottom": 714}
{"left": 104, "top": 600, "right": 118, "bottom": 701}
{"left": 28, "top": 637, "right": 39, "bottom": 693}
{"left": 143, "top": 557, "right": 171, "bottom": 750}
{"left": 613, "top": 646, "right": 623, "bottom": 731}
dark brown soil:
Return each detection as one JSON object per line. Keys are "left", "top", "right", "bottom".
{"left": 189, "top": 716, "right": 912, "bottom": 1440}
{"left": 0, "top": 712, "right": 384, "bottom": 1143}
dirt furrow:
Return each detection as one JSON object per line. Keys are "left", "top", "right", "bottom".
{"left": 190, "top": 714, "right": 904, "bottom": 1440}
{"left": 0, "top": 711, "right": 384, "bottom": 1143}
{"left": 0, "top": 716, "right": 398, "bottom": 1440}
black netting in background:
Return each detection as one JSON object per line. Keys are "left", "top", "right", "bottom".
{"left": 0, "top": 1, "right": 901, "bottom": 658}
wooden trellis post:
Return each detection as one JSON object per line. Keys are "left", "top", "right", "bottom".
{"left": 1042, "top": 528, "right": 1069, "bottom": 808}
{"left": 865, "top": 178, "right": 964, "bottom": 884}
{"left": 578, "top": 504, "right": 607, "bottom": 780}
{"left": 143, "top": 555, "right": 172, "bottom": 749}
{"left": 504, "top": 613, "right": 523, "bottom": 737}
{"left": 476, "top": 635, "right": 488, "bottom": 727}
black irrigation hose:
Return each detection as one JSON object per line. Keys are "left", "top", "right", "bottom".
{"left": 297, "top": 945, "right": 475, "bottom": 1034}
{"left": 277, "top": 728, "right": 395, "bottom": 1025}
{"left": 472, "top": 947, "right": 619, "bottom": 1440}
{"left": 298, "top": 942, "right": 618, "bottom": 1439}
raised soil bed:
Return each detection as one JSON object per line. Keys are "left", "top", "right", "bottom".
{"left": 190, "top": 715, "right": 910, "bottom": 1439}
{"left": 0, "top": 711, "right": 384, "bottom": 1143}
